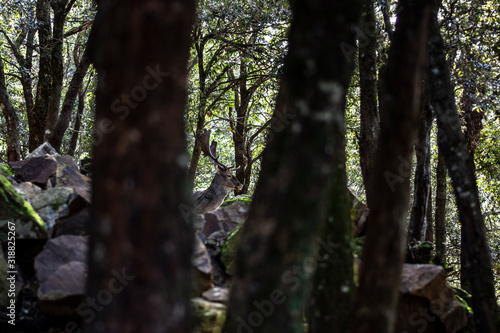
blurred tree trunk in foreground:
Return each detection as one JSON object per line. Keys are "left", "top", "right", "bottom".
{"left": 87, "top": 0, "right": 195, "bottom": 332}
{"left": 223, "top": 0, "right": 362, "bottom": 332}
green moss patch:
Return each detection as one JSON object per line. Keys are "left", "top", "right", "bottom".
{"left": 0, "top": 174, "right": 46, "bottom": 231}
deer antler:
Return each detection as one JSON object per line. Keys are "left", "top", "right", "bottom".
{"left": 200, "top": 130, "right": 227, "bottom": 170}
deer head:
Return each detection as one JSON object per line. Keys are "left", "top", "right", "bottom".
{"left": 199, "top": 129, "right": 242, "bottom": 191}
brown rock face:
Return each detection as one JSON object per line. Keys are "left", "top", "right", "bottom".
{"left": 34, "top": 235, "right": 88, "bottom": 316}
{"left": 395, "top": 264, "right": 467, "bottom": 333}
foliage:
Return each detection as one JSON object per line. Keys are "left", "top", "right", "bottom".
{"left": 0, "top": 0, "right": 96, "bottom": 159}
{"left": 0, "top": 0, "right": 499, "bottom": 308}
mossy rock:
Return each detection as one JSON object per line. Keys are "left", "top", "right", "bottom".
{"left": 0, "top": 174, "right": 47, "bottom": 241}
{"left": 220, "top": 221, "right": 245, "bottom": 275}
{"left": 192, "top": 297, "right": 227, "bottom": 333}
{"left": 0, "top": 163, "right": 16, "bottom": 177}
{"left": 221, "top": 195, "right": 252, "bottom": 208}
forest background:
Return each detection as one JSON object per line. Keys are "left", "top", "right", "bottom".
{"left": 1, "top": 0, "right": 500, "bottom": 331}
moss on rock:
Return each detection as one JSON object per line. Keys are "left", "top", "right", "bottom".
{"left": 221, "top": 195, "right": 252, "bottom": 207}
{"left": 0, "top": 174, "right": 47, "bottom": 240}
{"left": 0, "top": 163, "right": 16, "bottom": 177}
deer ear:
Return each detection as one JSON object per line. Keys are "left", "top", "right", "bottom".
{"left": 215, "top": 163, "right": 226, "bottom": 173}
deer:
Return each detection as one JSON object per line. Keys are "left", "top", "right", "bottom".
{"left": 191, "top": 130, "right": 243, "bottom": 214}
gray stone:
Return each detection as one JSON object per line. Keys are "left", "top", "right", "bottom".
{"left": 26, "top": 142, "right": 59, "bottom": 159}
{"left": 0, "top": 175, "right": 47, "bottom": 242}
{"left": 34, "top": 235, "right": 88, "bottom": 316}
{"left": 30, "top": 187, "right": 74, "bottom": 229}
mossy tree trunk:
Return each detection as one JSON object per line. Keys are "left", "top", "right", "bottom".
{"left": 427, "top": 10, "right": 500, "bottom": 332}
{"left": 87, "top": 0, "right": 195, "bottom": 331}
{"left": 351, "top": 0, "right": 434, "bottom": 332}
{"left": 222, "top": 0, "right": 362, "bottom": 332}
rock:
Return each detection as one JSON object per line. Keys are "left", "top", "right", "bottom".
{"left": 30, "top": 187, "right": 74, "bottom": 230}
{"left": 192, "top": 297, "right": 227, "bottom": 333}
{"left": 0, "top": 174, "right": 47, "bottom": 242}
{"left": 406, "top": 241, "right": 434, "bottom": 264}
{"left": 53, "top": 206, "right": 90, "bottom": 237}
{"left": 192, "top": 234, "right": 214, "bottom": 296}
{"left": 202, "top": 287, "right": 230, "bottom": 304}
{"left": 206, "top": 231, "right": 229, "bottom": 256}
{"left": 55, "top": 158, "right": 91, "bottom": 204}
{"left": 395, "top": 264, "right": 467, "bottom": 333}
{"left": 196, "top": 201, "right": 249, "bottom": 239}
{"left": 220, "top": 222, "right": 244, "bottom": 275}
{"left": 79, "top": 157, "right": 92, "bottom": 176}
{"left": 26, "top": 142, "right": 59, "bottom": 159}
{"left": 9, "top": 156, "right": 58, "bottom": 185}
{"left": 12, "top": 181, "right": 43, "bottom": 200}
{"left": 34, "top": 235, "right": 88, "bottom": 316}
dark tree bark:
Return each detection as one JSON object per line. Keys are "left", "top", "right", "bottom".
{"left": 45, "top": 0, "right": 77, "bottom": 138}
{"left": 379, "top": 0, "right": 394, "bottom": 38}
{"left": 67, "top": 87, "right": 85, "bottom": 157}
{"left": 0, "top": 53, "right": 21, "bottom": 161}
{"left": 461, "top": 79, "right": 483, "bottom": 155}
{"left": 186, "top": 35, "right": 208, "bottom": 188}
{"left": 425, "top": 191, "right": 434, "bottom": 242}
{"left": 459, "top": 77, "right": 482, "bottom": 293}
{"left": 358, "top": 0, "right": 380, "bottom": 196}
{"left": 67, "top": 42, "right": 90, "bottom": 157}
{"left": 230, "top": 60, "right": 267, "bottom": 195}
{"left": 351, "top": 0, "right": 434, "bottom": 332}
{"left": 87, "top": 0, "right": 195, "bottom": 332}
{"left": 30, "top": 0, "right": 77, "bottom": 150}
{"left": 427, "top": 12, "right": 500, "bottom": 333}
{"left": 22, "top": 27, "right": 36, "bottom": 114}
{"left": 223, "top": 0, "right": 362, "bottom": 332}
{"left": 30, "top": 0, "right": 52, "bottom": 151}
{"left": 434, "top": 145, "right": 447, "bottom": 262}
{"left": 408, "top": 91, "right": 433, "bottom": 242}
{"left": 307, "top": 125, "right": 354, "bottom": 332}
{"left": 49, "top": 48, "right": 91, "bottom": 151}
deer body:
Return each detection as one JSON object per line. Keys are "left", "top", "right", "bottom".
{"left": 192, "top": 172, "right": 241, "bottom": 214}
{"left": 191, "top": 130, "right": 242, "bottom": 214}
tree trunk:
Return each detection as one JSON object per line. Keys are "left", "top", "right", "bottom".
{"left": 0, "top": 53, "right": 21, "bottom": 161}
{"left": 427, "top": 12, "right": 500, "bottom": 332}
{"left": 49, "top": 48, "right": 91, "bottom": 152}
{"left": 21, "top": 27, "right": 36, "bottom": 115}
{"left": 231, "top": 59, "right": 267, "bottom": 195}
{"left": 358, "top": 0, "right": 379, "bottom": 196}
{"left": 187, "top": 39, "right": 208, "bottom": 189}
{"left": 408, "top": 91, "right": 433, "bottom": 242}
{"left": 223, "top": 0, "right": 362, "bottom": 332}
{"left": 30, "top": 0, "right": 52, "bottom": 151}
{"left": 67, "top": 87, "right": 85, "bottom": 157}
{"left": 351, "top": 0, "right": 434, "bottom": 332}
{"left": 86, "top": 0, "right": 195, "bottom": 331}
{"left": 307, "top": 114, "right": 354, "bottom": 332}
{"left": 425, "top": 191, "right": 434, "bottom": 242}
{"left": 45, "top": 0, "right": 71, "bottom": 138}
{"left": 233, "top": 60, "right": 249, "bottom": 195}
{"left": 434, "top": 145, "right": 447, "bottom": 262}
{"left": 459, "top": 77, "right": 483, "bottom": 293}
